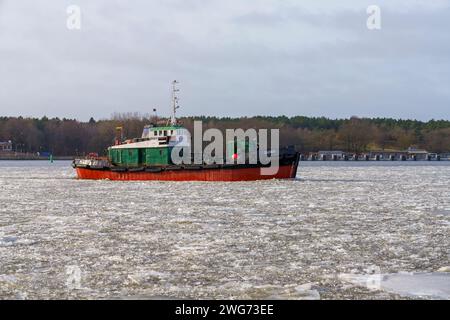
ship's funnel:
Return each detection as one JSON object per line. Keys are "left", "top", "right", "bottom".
{"left": 115, "top": 126, "right": 123, "bottom": 145}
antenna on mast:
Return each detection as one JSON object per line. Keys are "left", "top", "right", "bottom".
{"left": 171, "top": 80, "right": 180, "bottom": 125}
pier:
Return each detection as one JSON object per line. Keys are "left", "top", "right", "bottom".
{"left": 299, "top": 152, "right": 448, "bottom": 161}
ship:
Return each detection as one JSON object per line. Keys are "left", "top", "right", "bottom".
{"left": 73, "top": 81, "right": 300, "bottom": 181}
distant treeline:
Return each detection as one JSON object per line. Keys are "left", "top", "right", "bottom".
{"left": 1, "top": 114, "right": 449, "bottom": 156}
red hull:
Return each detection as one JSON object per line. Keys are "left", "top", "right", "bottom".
{"left": 75, "top": 164, "right": 298, "bottom": 181}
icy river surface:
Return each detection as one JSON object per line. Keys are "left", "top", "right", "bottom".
{"left": 0, "top": 161, "right": 449, "bottom": 299}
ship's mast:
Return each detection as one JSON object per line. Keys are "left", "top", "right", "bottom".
{"left": 171, "top": 80, "right": 180, "bottom": 125}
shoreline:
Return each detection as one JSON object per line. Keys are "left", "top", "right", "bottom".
{"left": 0, "top": 156, "right": 74, "bottom": 161}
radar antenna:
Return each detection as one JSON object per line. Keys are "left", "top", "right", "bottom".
{"left": 171, "top": 80, "right": 180, "bottom": 125}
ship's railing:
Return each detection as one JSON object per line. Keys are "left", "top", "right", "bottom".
{"left": 73, "top": 158, "right": 110, "bottom": 168}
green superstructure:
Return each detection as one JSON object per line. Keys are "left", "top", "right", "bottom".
{"left": 108, "top": 146, "right": 172, "bottom": 167}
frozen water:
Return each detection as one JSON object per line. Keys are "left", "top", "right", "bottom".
{"left": 0, "top": 161, "right": 449, "bottom": 299}
{"left": 381, "top": 273, "right": 450, "bottom": 299}
{"left": 339, "top": 272, "right": 450, "bottom": 299}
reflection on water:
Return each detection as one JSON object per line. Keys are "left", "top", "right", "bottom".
{"left": 0, "top": 161, "right": 449, "bottom": 299}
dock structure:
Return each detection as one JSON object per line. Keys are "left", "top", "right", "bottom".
{"left": 299, "top": 150, "right": 448, "bottom": 161}
{"left": 0, "top": 141, "right": 13, "bottom": 152}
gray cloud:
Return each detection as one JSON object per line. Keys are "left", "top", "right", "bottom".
{"left": 0, "top": 0, "right": 449, "bottom": 121}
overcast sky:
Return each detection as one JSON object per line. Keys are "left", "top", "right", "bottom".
{"left": 0, "top": 0, "right": 449, "bottom": 121}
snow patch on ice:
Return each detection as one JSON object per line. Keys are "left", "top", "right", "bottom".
{"left": 340, "top": 272, "right": 450, "bottom": 299}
